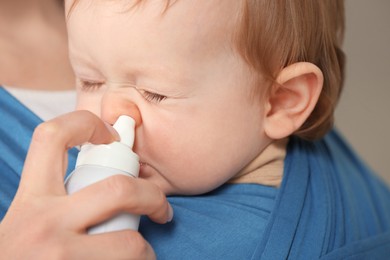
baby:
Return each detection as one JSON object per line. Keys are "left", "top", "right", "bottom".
{"left": 66, "top": 0, "right": 340, "bottom": 194}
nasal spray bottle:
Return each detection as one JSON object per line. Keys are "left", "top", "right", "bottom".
{"left": 65, "top": 115, "right": 140, "bottom": 234}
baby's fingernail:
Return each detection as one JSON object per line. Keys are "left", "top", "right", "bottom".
{"left": 167, "top": 204, "right": 174, "bottom": 222}
{"left": 104, "top": 122, "right": 120, "bottom": 140}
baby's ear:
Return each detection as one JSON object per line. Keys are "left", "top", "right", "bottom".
{"left": 264, "top": 62, "right": 323, "bottom": 139}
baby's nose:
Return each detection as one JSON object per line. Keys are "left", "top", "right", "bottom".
{"left": 100, "top": 92, "right": 142, "bottom": 127}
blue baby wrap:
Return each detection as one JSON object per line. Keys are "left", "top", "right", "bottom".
{"left": 0, "top": 87, "right": 78, "bottom": 219}
{"left": 140, "top": 133, "right": 390, "bottom": 259}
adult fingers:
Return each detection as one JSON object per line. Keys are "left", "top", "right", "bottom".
{"left": 68, "top": 231, "right": 156, "bottom": 260}
{"left": 66, "top": 175, "right": 173, "bottom": 231}
{"left": 20, "top": 110, "right": 119, "bottom": 195}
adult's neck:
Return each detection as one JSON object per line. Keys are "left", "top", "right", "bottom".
{"left": 0, "top": 0, "right": 63, "bottom": 26}
{"left": 0, "top": 0, "right": 75, "bottom": 91}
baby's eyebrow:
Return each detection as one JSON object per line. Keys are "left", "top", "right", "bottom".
{"left": 121, "top": 64, "right": 194, "bottom": 89}
{"left": 68, "top": 47, "right": 93, "bottom": 64}
{"left": 69, "top": 55, "right": 105, "bottom": 80}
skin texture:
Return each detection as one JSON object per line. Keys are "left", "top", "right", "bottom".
{"left": 67, "top": 0, "right": 271, "bottom": 195}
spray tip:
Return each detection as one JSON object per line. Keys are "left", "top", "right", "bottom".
{"left": 113, "top": 115, "right": 136, "bottom": 148}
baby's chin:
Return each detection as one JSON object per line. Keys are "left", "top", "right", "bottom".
{"left": 139, "top": 163, "right": 219, "bottom": 196}
{"left": 139, "top": 163, "right": 176, "bottom": 195}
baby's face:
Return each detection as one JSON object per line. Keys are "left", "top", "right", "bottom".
{"left": 66, "top": 0, "right": 270, "bottom": 195}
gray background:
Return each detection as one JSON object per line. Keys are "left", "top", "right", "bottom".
{"left": 335, "top": 0, "right": 389, "bottom": 184}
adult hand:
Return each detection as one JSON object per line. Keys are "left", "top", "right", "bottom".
{"left": 0, "top": 111, "right": 172, "bottom": 259}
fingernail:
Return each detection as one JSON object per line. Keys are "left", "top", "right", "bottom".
{"left": 104, "top": 122, "right": 120, "bottom": 141}
{"left": 167, "top": 204, "right": 174, "bottom": 222}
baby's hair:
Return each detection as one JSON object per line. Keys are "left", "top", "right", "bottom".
{"left": 68, "top": 0, "right": 345, "bottom": 140}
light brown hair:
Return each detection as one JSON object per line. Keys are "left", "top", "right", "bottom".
{"left": 68, "top": 0, "right": 345, "bottom": 140}
{"left": 237, "top": 0, "right": 345, "bottom": 140}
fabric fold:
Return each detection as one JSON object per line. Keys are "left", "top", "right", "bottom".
{"left": 0, "top": 87, "right": 78, "bottom": 220}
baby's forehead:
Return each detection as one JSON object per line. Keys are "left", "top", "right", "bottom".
{"left": 66, "top": 0, "right": 245, "bottom": 71}
{"left": 67, "top": 0, "right": 242, "bottom": 47}
{"left": 67, "top": 0, "right": 242, "bottom": 23}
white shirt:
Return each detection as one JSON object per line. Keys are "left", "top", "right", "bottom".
{"left": 4, "top": 86, "right": 76, "bottom": 121}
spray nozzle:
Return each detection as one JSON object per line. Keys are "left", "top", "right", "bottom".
{"left": 113, "top": 115, "right": 136, "bottom": 148}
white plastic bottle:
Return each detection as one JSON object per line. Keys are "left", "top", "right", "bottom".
{"left": 65, "top": 115, "right": 140, "bottom": 234}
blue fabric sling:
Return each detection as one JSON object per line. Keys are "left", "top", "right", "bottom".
{"left": 0, "top": 87, "right": 77, "bottom": 220}
{"left": 140, "top": 183, "right": 277, "bottom": 259}
{"left": 253, "top": 132, "right": 390, "bottom": 259}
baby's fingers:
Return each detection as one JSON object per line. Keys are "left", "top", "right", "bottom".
{"left": 66, "top": 175, "right": 173, "bottom": 231}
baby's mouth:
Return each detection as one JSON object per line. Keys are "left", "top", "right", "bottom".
{"left": 139, "top": 161, "right": 148, "bottom": 167}
{"left": 139, "top": 161, "right": 155, "bottom": 177}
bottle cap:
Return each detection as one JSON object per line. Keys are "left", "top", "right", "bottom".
{"left": 75, "top": 116, "right": 139, "bottom": 177}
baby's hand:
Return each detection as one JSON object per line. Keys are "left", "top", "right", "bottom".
{"left": 0, "top": 111, "right": 172, "bottom": 259}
